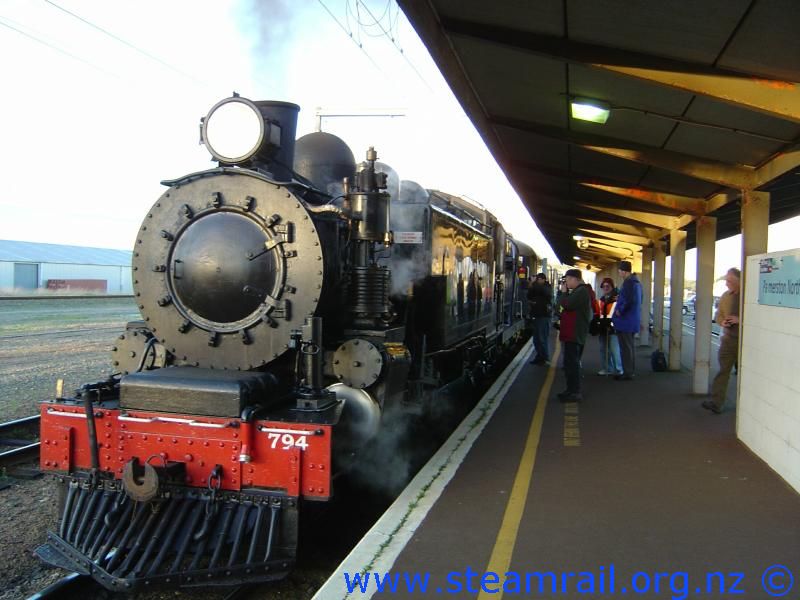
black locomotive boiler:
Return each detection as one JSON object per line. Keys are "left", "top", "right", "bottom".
{"left": 36, "top": 96, "right": 539, "bottom": 591}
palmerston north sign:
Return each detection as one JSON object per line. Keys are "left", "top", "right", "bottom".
{"left": 758, "top": 251, "right": 800, "bottom": 308}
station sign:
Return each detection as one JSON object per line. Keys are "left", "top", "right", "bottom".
{"left": 758, "top": 251, "right": 800, "bottom": 308}
{"left": 394, "top": 231, "right": 423, "bottom": 244}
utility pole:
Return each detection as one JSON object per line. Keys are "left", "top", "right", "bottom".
{"left": 315, "top": 107, "right": 406, "bottom": 131}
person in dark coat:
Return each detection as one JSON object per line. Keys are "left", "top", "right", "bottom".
{"left": 557, "top": 268, "right": 593, "bottom": 402}
{"left": 612, "top": 260, "right": 643, "bottom": 380}
{"left": 527, "top": 273, "right": 552, "bottom": 364}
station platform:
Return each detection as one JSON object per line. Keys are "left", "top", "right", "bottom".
{"left": 315, "top": 338, "right": 800, "bottom": 599}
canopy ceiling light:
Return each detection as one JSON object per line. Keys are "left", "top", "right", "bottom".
{"left": 570, "top": 98, "right": 610, "bottom": 124}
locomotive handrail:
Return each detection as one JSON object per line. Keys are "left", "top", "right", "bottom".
{"left": 160, "top": 166, "right": 317, "bottom": 194}
{"left": 46, "top": 408, "right": 87, "bottom": 419}
{"left": 117, "top": 414, "right": 231, "bottom": 428}
{"left": 117, "top": 415, "right": 154, "bottom": 423}
{"left": 257, "top": 426, "right": 324, "bottom": 436}
{"left": 156, "top": 416, "right": 196, "bottom": 424}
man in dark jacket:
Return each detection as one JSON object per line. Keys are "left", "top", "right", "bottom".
{"left": 557, "top": 269, "right": 593, "bottom": 402}
{"left": 612, "top": 260, "right": 643, "bottom": 380}
{"left": 527, "top": 273, "right": 552, "bottom": 364}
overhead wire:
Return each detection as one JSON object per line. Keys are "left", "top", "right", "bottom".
{"left": 0, "top": 16, "right": 117, "bottom": 77}
{"left": 353, "top": 0, "right": 432, "bottom": 91}
{"left": 42, "top": 0, "right": 208, "bottom": 87}
{"left": 348, "top": 0, "right": 391, "bottom": 37}
{"left": 316, "top": 0, "right": 385, "bottom": 74}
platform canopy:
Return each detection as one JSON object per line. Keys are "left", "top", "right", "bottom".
{"left": 399, "top": 0, "right": 800, "bottom": 266}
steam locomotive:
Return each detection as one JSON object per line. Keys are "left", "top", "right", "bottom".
{"left": 36, "top": 96, "right": 539, "bottom": 591}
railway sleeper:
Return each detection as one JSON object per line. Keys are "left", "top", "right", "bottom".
{"left": 35, "top": 478, "right": 297, "bottom": 591}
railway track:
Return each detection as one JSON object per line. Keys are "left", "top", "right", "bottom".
{"left": 0, "top": 295, "right": 134, "bottom": 301}
{"left": 0, "top": 325, "right": 124, "bottom": 341}
{"left": 25, "top": 571, "right": 252, "bottom": 600}
{"left": 0, "top": 414, "right": 40, "bottom": 468}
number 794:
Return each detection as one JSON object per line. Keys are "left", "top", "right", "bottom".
{"left": 267, "top": 432, "right": 309, "bottom": 450}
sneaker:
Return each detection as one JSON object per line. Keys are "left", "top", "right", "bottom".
{"left": 614, "top": 374, "right": 634, "bottom": 381}
{"left": 597, "top": 370, "right": 608, "bottom": 376}
{"left": 702, "top": 400, "right": 722, "bottom": 414}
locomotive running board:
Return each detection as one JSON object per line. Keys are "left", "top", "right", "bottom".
{"left": 35, "top": 482, "right": 297, "bottom": 591}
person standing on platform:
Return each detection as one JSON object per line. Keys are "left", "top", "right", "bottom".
{"left": 702, "top": 267, "right": 741, "bottom": 414}
{"left": 556, "top": 269, "right": 593, "bottom": 402}
{"left": 612, "top": 260, "right": 642, "bottom": 381}
{"left": 597, "top": 277, "right": 623, "bottom": 376}
{"left": 528, "top": 272, "right": 553, "bottom": 365}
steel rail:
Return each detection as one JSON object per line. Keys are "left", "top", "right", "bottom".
{"left": 0, "top": 325, "right": 125, "bottom": 341}
{"left": 0, "top": 295, "right": 134, "bottom": 301}
{"left": 0, "top": 414, "right": 40, "bottom": 432}
{"left": 0, "top": 414, "right": 41, "bottom": 468}
{"left": 0, "top": 442, "right": 40, "bottom": 467}
{"left": 25, "top": 572, "right": 96, "bottom": 599}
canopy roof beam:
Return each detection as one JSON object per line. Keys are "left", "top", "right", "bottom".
{"left": 492, "top": 115, "right": 755, "bottom": 188}
{"left": 441, "top": 16, "right": 800, "bottom": 123}
{"left": 597, "top": 65, "right": 800, "bottom": 124}
{"left": 579, "top": 228, "right": 653, "bottom": 246}
{"left": 581, "top": 205, "right": 679, "bottom": 230}
{"left": 579, "top": 183, "right": 706, "bottom": 215}
{"left": 579, "top": 236, "right": 643, "bottom": 253}
{"left": 578, "top": 218, "right": 664, "bottom": 240}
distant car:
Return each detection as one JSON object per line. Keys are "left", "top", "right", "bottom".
{"left": 664, "top": 296, "right": 692, "bottom": 315}
{"left": 692, "top": 296, "right": 720, "bottom": 322}
{"left": 685, "top": 294, "right": 696, "bottom": 315}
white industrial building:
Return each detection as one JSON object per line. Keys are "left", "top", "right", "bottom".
{"left": 0, "top": 240, "right": 133, "bottom": 294}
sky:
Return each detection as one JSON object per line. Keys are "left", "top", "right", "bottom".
{"left": 0, "top": 0, "right": 556, "bottom": 259}
{"left": 0, "top": 0, "right": 797, "bottom": 281}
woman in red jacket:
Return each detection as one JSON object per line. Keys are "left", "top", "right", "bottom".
{"left": 597, "top": 277, "right": 623, "bottom": 376}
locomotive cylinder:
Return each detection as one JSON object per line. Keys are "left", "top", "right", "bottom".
{"left": 350, "top": 192, "right": 391, "bottom": 241}
{"left": 350, "top": 147, "right": 391, "bottom": 242}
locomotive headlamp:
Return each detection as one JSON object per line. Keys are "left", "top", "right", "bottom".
{"left": 201, "top": 96, "right": 281, "bottom": 165}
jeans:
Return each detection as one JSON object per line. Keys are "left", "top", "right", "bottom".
{"left": 532, "top": 317, "right": 550, "bottom": 361}
{"left": 563, "top": 341, "right": 584, "bottom": 393}
{"left": 599, "top": 333, "right": 623, "bottom": 374}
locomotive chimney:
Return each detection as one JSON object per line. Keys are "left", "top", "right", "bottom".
{"left": 252, "top": 100, "right": 299, "bottom": 181}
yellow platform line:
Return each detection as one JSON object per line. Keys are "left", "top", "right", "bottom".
{"left": 564, "top": 403, "right": 581, "bottom": 447}
{"left": 477, "top": 340, "right": 561, "bottom": 600}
